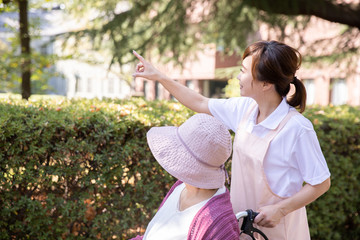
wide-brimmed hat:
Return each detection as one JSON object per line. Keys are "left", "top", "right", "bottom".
{"left": 146, "top": 113, "right": 232, "bottom": 189}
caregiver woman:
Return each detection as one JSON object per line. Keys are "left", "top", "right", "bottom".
{"left": 132, "top": 40, "right": 331, "bottom": 239}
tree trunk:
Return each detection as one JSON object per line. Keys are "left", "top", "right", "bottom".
{"left": 18, "top": 0, "right": 31, "bottom": 100}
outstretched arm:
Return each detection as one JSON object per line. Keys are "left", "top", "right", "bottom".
{"left": 132, "top": 50, "right": 211, "bottom": 114}
{"left": 254, "top": 177, "right": 331, "bottom": 228}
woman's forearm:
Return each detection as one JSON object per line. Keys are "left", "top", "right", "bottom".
{"left": 255, "top": 177, "right": 331, "bottom": 227}
{"left": 276, "top": 177, "right": 331, "bottom": 216}
{"left": 158, "top": 75, "right": 211, "bottom": 114}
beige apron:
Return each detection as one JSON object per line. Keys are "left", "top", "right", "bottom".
{"left": 231, "top": 103, "right": 310, "bottom": 240}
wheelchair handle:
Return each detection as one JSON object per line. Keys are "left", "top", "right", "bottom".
{"left": 237, "top": 209, "right": 269, "bottom": 240}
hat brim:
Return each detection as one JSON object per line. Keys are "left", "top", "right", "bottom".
{"left": 147, "top": 126, "right": 225, "bottom": 189}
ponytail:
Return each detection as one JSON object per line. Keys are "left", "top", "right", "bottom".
{"left": 287, "top": 76, "right": 306, "bottom": 113}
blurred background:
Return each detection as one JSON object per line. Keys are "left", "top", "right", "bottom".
{"left": 0, "top": 0, "right": 359, "bottom": 104}
{"left": 1, "top": 1, "right": 359, "bottom": 239}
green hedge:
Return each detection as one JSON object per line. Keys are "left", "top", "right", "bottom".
{"left": 0, "top": 96, "right": 193, "bottom": 240}
{"left": 305, "top": 106, "right": 360, "bottom": 240}
{"left": 0, "top": 96, "right": 359, "bottom": 240}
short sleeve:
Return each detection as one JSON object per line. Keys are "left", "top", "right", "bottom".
{"left": 208, "top": 97, "right": 254, "bottom": 132}
{"left": 293, "top": 129, "right": 331, "bottom": 185}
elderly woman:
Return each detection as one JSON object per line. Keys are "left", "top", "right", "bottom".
{"left": 130, "top": 113, "right": 239, "bottom": 240}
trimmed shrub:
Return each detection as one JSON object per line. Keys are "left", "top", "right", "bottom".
{"left": 0, "top": 96, "right": 359, "bottom": 239}
{"left": 0, "top": 96, "right": 193, "bottom": 239}
{"left": 305, "top": 105, "right": 360, "bottom": 240}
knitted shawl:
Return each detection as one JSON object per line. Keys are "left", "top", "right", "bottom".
{"left": 130, "top": 180, "right": 240, "bottom": 240}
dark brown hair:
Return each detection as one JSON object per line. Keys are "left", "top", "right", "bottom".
{"left": 242, "top": 40, "right": 307, "bottom": 113}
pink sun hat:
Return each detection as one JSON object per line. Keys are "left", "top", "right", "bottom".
{"left": 146, "top": 113, "right": 232, "bottom": 189}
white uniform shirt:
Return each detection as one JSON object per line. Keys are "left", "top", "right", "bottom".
{"left": 209, "top": 97, "right": 330, "bottom": 197}
{"left": 144, "top": 183, "right": 226, "bottom": 240}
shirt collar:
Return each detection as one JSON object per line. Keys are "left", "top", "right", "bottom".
{"left": 251, "top": 97, "right": 290, "bottom": 130}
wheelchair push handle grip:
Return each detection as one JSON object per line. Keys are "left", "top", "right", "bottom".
{"left": 246, "top": 209, "right": 259, "bottom": 221}
{"left": 238, "top": 209, "right": 269, "bottom": 240}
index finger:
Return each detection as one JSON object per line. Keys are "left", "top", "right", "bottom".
{"left": 253, "top": 212, "right": 263, "bottom": 224}
{"left": 133, "top": 50, "right": 145, "bottom": 63}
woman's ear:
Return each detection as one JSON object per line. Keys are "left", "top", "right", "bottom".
{"left": 262, "top": 82, "right": 273, "bottom": 91}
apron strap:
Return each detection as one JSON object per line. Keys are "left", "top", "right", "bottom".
{"left": 239, "top": 101, "right": 258, "bottom": 127}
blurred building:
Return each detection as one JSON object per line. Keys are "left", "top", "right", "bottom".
{"left": 134, "top": 17, "right": 360, "bottom": 106}
{"left": 0, "top": 6, "right": 131, "bottom": 99}
{"left": 133, "top": 45, "right": 241, "bottom": 100}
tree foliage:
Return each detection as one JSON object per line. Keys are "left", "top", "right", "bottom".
{"left": 61, "top": 0, "right": 201, "bottom": 70}
{"left": 61, "top": 0, "right": 360, "bottom": 68}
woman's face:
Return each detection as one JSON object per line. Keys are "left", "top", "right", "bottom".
{"left": 237, "top": 56, "right": 261, "bottom": 97}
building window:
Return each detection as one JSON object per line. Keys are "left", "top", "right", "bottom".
{"left": 143, "top": 80, "right": 148, "bottom": 98}
{"left": 87, "top": 78, "right": 93, "bottom": 93}
{"left": 108, "top": 78, "right": 114, "bottom": 94}
{"left": 75, "top": 74, "right": 82, "bottom": 92}
{"left": 40, "top": 44, "right": 48, "bottom": 55}
{"left": 330, "top": 78, "right": 347, "bottom": 105}
{"left": 155, "top": 82, "right": 164, "bottom": 99}
{"left": 119, "top": 79, "right": 123, "bottom": 93}
{"left": 186, "top": 80, "right": 195, "bottom": 90}
{"left": 210, "top": 80, "right": 227, "bottom": 98}
{"left": 303, "top": 79, "right": 315, "bottom": 105}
